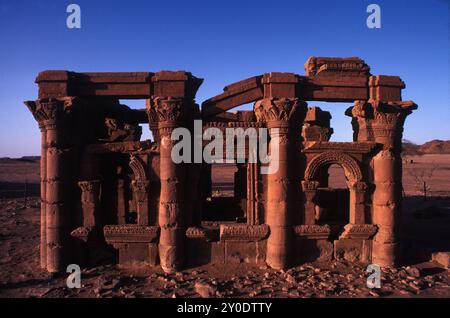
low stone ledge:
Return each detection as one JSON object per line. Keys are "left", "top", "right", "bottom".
{"left": 103, "top": 225, "right": 160, "bottom": 244}
{"left": 219, "top": 224, "right": 270, "bottom": 242}
{"left": 294, "top": 225, "right": 331, "bottom": 240}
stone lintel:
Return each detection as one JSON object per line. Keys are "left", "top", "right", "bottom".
{"left": 151, "top": 71, "right": 203, "bottom": 100}
{"left": 35, "top": 70, "right": 203, "bottom": 100}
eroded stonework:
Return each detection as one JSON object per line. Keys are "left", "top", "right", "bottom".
{"left": 25, "top": 57, "right": 416, "bottom": 273}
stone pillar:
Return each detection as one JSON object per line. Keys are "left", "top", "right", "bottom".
{"left": 348, "top": 181, "right": 367, "bottom": 224}
{"left": 116, "top": 168, "right": 127, "bottom": 225}
{"left": 24, "top": 103, "right": 49, "bottom": 269}
{"left": 25, "top": 97, "right": 77, "bottom": 272}
{"left": 78, "top": 180, "right": 101, "bottom": 228}
{"left": 39, "top": 123, "right": 48, "bottom": 269}
{"left": 350, "top": 99, "right": 417, "bottom": 266}
{"left": 301, "top": 180, "right": 319, "bottom": 225}
{"left": 147, "top": 97, "right": 189, "bottom": 273}
{"left": 254, "top": 98, "right": 307, "bottom": 269}
{"left": 131, "top": 180, "right": 150, "bottom": 225}
{"left": 246, "top": 162, "right": 260, "bottom": 225}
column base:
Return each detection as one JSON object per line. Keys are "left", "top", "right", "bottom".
{"left": 372, "top": 241, "right": 400, "bottom": 267}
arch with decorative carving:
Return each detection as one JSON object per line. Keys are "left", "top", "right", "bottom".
{"left": 304, "top": 151, "right": 362, "bottom": 183}
{"left": 129, "top": 155, "right": 148, "bottom": 181}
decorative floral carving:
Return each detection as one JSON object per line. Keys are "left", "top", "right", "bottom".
{"left": 347, "top": 181, "right": 368, "bottom": 192}
{"left": 304, "top": 57, "right": 370, "bottom": 77}
{"left": 78, "top": 180, "right": 101, "bottom": 204}
{"left": 24, "top": 97, "right": 76, "bottom": 125}
{"left": 78, "top": 180, "right": 101, "bottom": 193}
{"left": 70, "top": 226, "right": 95, "bottom": 242}
{"left": 301, "top": 180, "right": 320, "bottom": 191}
{"left": 219, "top": 224, "right": 270, "bottom": 242}
{"left": 339, "top": 224, "right": 378, "bottom": 240}
{"left": 103, "top": 225, "right": 160, "bottom": 243}
{"left": 147, "top": 97, "right": 199, "bottom": 125}
{"left": 294, "top": 225, "right": 331, "bottom": 240}
{"left": 186, "top": 227, "right": 219, "bottom": 242}
{"left": 254, "top": 98, "right": 306, "bottom": 124}
{"left": 151, "top": 97, "right": 185, "bottom": 122}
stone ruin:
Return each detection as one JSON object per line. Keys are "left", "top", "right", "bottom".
{"left": 25, "top": 57, "right": 417, "bottom": 273}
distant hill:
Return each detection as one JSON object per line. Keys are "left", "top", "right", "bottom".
{"left": 402, "top": 140, "right": 450, "bottom": 156}
{"left": 419, "top": 140, "right": 450, "bottom": 154}
{"left": 0, "top": 156, "right": 40, "bottom": 163}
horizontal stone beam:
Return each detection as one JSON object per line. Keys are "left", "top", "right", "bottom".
{"left": 36, "top": 70, "right": 203, "bottom": 100}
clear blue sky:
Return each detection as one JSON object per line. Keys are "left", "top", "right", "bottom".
{"left": 0, "top": 0, "right": 448, "bottom": 157}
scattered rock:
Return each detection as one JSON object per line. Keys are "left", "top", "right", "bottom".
{"left": 194, "top": 281, "right": 217, "bottom": 298}
{"left": 369, "top": 290, "right": 380, "bottom": 297}
{"left": 406, "top": 266, "right": 421, "bottom": 278}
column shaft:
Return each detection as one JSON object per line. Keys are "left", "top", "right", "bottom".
{"left": 39, "top": 125, "right": 47, "bottom": 269}
{"left": 158, "top": 123, "right": 185, "bottom": 273}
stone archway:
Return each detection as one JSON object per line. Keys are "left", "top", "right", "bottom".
{"left": 305, "top": 151, "right": 362, "bottom": 183}
{"left": 303, "top": 151, "right": 366, "bottom": 225}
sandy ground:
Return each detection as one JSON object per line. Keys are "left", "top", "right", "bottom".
{"left": 0, "top": 156, "right": 449, "bottom": 298}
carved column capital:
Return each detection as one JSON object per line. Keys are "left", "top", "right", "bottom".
{"left": 254, "top": 98, "right": 307, "bottom": 127}
{"left": 131, "top": 180, "right": 150, "bottom": 193}
{"left": 347, "top": 181, "right": 368, "bottom": 192}
{"left": 24, "top": 97, "right": 78, "bottom": 129}
{"left": 146, "top": 97, "right": 200, "bottom": 140}
{"left": 347, "top": 99, "right": 417, "bottom": 149}
{"left": 301, "top": 180, "right": 320, "bottom": 192}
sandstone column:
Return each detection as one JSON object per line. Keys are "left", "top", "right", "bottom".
{"left": 131, "top": 180, "right": 150, "bottom": 225}
{"left": 348, "top": 181, "right": 368, "bottom": 224}
{"left": 350, "top": 99, "right": 417, "bottom": 266}
{"left": 25, "top": 98, "right": 77, "bottom": 272}
{"left": 147, "top": 97, "right": 188, "bottom": 273}
{"left": 301, "top": 180, "right": 319, "bottom": 225}
{"left": 78, "top": 180, "right": 101, "bottom": 229}
{"left": 25, "top": 101, "right": 48, "bottom": 269}
{"left": 39, "top": 122, "right": 48, "bottom": 269}
{"left": 254, "top": 98, "right": 306, "bottom": 269}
